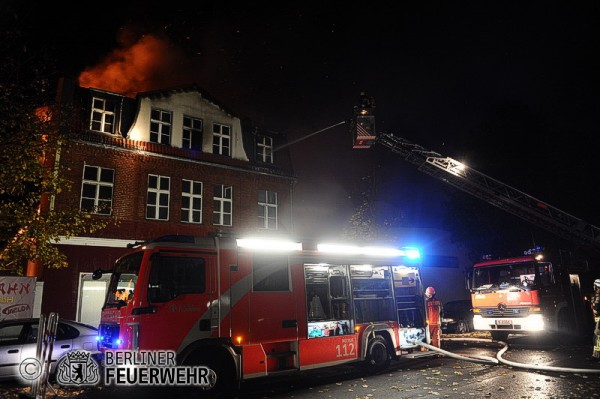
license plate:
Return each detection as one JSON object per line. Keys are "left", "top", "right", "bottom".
{"left": 496, "top": 320, "right": 512, "bottom": 325}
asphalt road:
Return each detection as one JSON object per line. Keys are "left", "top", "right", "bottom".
{"left": 3, "top": 333, "right": 599, "bottom": 399}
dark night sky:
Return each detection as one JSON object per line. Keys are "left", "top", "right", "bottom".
{"left": 15, "top": 1, "right": 600, "bottom": 246}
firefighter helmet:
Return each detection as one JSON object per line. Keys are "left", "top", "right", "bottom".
{"left": 425, "top": 286, "right": 436, "bottom": 299}
{"left": 594, "top": 279, "right": 600, "bottom": 290}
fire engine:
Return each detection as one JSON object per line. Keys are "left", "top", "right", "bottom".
{"left": 468, "top": 247, "right": 592, "bottom": 341}
{"left": 351, "top": 93, "right": 599, "bottom": 340}
{"left": 95, "top": 235, "right": 428, "bottom": 391}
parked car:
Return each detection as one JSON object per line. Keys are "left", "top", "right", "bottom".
{"left": 0, "top": 318, "right": 99, "bottom": 381}
{"left": 441, "top": 299, "right": 474, "bottom": 334}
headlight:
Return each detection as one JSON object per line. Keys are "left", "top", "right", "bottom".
{"left": 442, "top": 318, "right": 455, "bottom": 323}
{"left": 521, "top": 314, "right": 544, "bottom": 331}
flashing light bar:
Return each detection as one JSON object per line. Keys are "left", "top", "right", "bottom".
{"left": 236, "top": 238, "right": 302, "bottom": 252}
{"left": 403, "top": 247, "right": 421, "bottom": 259}
{"left": 236, "top": 238, "right": 421, "bottom": 258}
{"left": 317, "top": 243, "right": 420, "bottom": 258}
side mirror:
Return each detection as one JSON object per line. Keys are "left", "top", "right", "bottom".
{"left": 92, "top": 269, "right": 103, "bottom": 280}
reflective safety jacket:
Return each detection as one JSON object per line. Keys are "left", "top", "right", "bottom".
{"left": 426, "top": 297, "right": 442, "bottom": 326}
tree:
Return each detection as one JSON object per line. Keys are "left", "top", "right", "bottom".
{"left": 343, "top": 197, "right": 377, "bottom": 241}
{"left": 0, "top": 3, "right": 111, "bottom": 273}
{"left": 342, "top": 174, "right": 406, "bottom": 242}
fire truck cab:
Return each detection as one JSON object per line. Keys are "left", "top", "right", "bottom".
{"left": 467, "top": 248, "right": 591, "bottom": 341}
{"left": 95, "top": 235, "right": 428, "bottom": 391}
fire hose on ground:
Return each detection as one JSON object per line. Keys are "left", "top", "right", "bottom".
{"left": 410, "top": 337, "right": 600, "bottom": 374}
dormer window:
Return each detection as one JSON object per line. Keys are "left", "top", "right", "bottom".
{"left": 257, "top": 135, "right": 273, "bottom": 163}
{"left": 150, "top": 108, "right": 172, "bottom": 145}
{"left": 90, "top": 97, "right": 116, "bottom": 133}
{"left": 212, "top": 123, "right": 231, "bottom": 156}
{"left": 182, "top": 116, "right": 203, "bottom": 150}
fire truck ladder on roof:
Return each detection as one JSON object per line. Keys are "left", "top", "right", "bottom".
{"left": 376, "top": 133, "right": 600, "bottom": 249}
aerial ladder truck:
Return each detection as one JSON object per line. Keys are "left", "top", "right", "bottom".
{"left": 351, "top": 92, "right": 600, "bottom": 340}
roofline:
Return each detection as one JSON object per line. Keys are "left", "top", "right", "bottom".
{"left": 135, "top": 84, "right": 239, "bottom": 117}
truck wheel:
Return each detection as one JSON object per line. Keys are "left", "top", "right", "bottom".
{"left": 182, "top": 349, "right": 236, "bottom": 397}
{"left": 491, "top": 331, "right": 509, "bottom": 342}
{"left": 456, "top": 320, "right": 468, "bottom": 334}
{"left": 364, "top": 336, "right": 391, "bottom": 372}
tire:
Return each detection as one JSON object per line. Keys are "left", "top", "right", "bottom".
{"left": 491, "top": 331, "right": 509, "bottom": 342}
{"left": 456, "top": 320, "right": 468, "bottom": 334}
{"left": 182, "top": 348, "right": 236, "bottom": 397}
{"left": 364, "top": 336, "right": 391, "bottom": 372}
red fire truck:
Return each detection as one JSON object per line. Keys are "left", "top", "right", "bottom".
{"left": 95, "top": 235, "right": 428, "bottom": 391}
{"left": 467, "top": 247, "right": 592, "bottom": 341}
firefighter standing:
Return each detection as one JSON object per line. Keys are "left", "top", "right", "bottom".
{"left": 425, "top": 286, "right": 443, "bottom": 348}
{"left": 592, "top": 279, "right": 600, "bottom": 360}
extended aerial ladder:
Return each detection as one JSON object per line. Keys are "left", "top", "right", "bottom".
{"left": 351, "top": 92, "right": 600, "bottom": 250}
{"left": 276, "top": 92, "right": 600, "bottom": 250}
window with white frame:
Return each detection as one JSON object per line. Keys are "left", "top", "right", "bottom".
{"left": 90, "top": 97, "right": 116, "bottom": 133}
{"left": 181, "top": 179, "right": 203, "bottom": 223}
{"left": 182, "top": 116, "right": 203, "bottom": 150}
{"left": 212, "top": 123, "right": 231, "bottom": 156}
{"left": 150, "top": 108, "right": 172, "bottom": 145}
{"left": 80, "top": 165, "right": 114, "bottom": 214}
{"left": 213, "top": 184, "right": 232, "bottom": 226}
{"left": 258, "top": 190, "right": 278, "bottom": 229}
{"left": 147, "top": 175, "right": 170, "bottom": 220}
{"left": 257, "top": 135, "right": 273, "bottom": 163}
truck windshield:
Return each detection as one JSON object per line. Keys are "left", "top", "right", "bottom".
{"left": 472, "top": 262, "right": 537, "bottom": 291}
{"left": 104, "top": 251, "right": 143, "bottom": 308}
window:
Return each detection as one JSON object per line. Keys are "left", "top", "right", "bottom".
{"left": 181, "top": 179, "right": 203, "bottom": 223}
{"left": 212, "top": 123, "right": 231, "bottom": 156}
{"left": 257, "top": 135, "right": 273, "bottom": 163}
{"left": 258, "top": 190, "right": 277, "bottom": 229}
{"left": 213, "top": 184, "right": 232, "bottom": 226}
{"left": 150, "top": 108, "right": 172, "bottom": 145}
{"left": 148, "top": 255, "right": 206, "bottom": 303}
{"left": 0, "top": 324, "right": 25, "bottom": 344}
{"left": 253, "top": 254, "right": 290, "bottom": 292}
{"left": 26, "top": 322, "right": 79, "bottom": 343}
{"left": 146, "top": 175, "right": 170, "bottom": 220}
{"left": 105, "top": 252, "right": 143, "bottom": 309}
{"left": 90, "top": 97, "right": 116, "bottom": 133}
{"left": 352, "top": 269, "right": 395, "bottom": 323}
{"left": 80, "top": 165, "right": 114, "bottom": 215}
{"left": 182, "top": 116, "right": 203, "bottom": 150}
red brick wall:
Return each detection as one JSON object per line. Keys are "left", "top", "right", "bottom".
{"left": 55, "top": 136, "right": 294, "bottom": 241}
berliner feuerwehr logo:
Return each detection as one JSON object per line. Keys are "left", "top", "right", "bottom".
{"left": 55, "top": 350, "right": 101, "bottom": 386}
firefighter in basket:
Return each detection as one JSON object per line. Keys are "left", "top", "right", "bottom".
{"left": 592, "top": 278, "right": 600, "bottom": 360}
{"left": 425, "top": 286, "right": 443, "bottom": 348}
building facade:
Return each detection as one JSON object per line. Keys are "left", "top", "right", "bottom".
{"left": 37, "top": 79, "right": 296, "bottom": 325}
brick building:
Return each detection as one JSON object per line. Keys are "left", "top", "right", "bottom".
{"left": 37, "top": 79, "right": 296, "bottom": 325}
